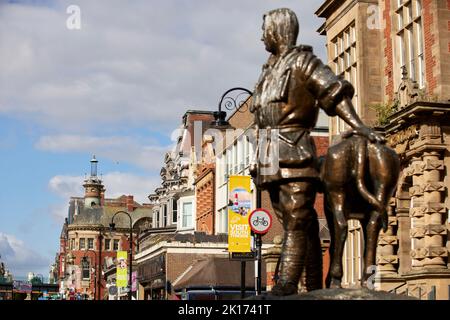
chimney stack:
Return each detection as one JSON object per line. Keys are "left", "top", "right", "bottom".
{"left": 127, "top": 195, "right": 134, "bottom": 212}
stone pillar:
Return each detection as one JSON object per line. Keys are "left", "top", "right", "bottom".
{"left": 409, "top": 157, "right": 426, "bottom": 269}
{"left": 377, "top": 198, "right": 399, "bottom": 274}
{"left": 421, "top": 151, "right": 447, "bottom": 268}
{"left": 262, "top": 236, "right": 282, "bottom": 292}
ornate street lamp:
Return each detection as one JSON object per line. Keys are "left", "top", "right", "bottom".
{"left": 212, "top": 87, "right": 253, "bottom": 127}
{"left": 109, "top": 210, "right": 133, "bottom": 301}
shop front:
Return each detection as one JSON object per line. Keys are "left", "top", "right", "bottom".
{"left": 138, "top": 253, "right": 167, "bottom": 300}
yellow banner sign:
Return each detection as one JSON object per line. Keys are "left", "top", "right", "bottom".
{"left": 116, "top": 251, "right": 128, "bottom": 288}
{"left": 228, "top": 176, "right": 252, "bottom": 253}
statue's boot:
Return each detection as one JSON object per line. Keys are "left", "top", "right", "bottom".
{"left": 271, "top": 230, "right": 306, "bottom": 296}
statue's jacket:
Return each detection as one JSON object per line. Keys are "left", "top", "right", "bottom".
{"left": 251, "top": 45, "right": 354, "bottom": 188}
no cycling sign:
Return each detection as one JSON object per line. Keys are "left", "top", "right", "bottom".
{"left": 248, "top": 209, "right": 272, "bottom": 235}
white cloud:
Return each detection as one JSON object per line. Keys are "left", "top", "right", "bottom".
{"left": 0, "top": 0, "right": 326, "bottom": 133}
{"left": 36, "top": 134, "right": 170, "bottom": 171}
{"left": 101, "top": 172, "right": 160, "bottom": 203}
{"left": 48, "top": 175, "right": 84, "bottom": 199}
{"left": 48, "top": 172, "right": 159, "bottom": 204}
{"left": 0, "top": 232, "right": 51, "bottom": 277}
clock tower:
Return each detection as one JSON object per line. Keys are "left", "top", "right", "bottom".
{"left": 83, "top": 155, "right": 105, "bottom": 208}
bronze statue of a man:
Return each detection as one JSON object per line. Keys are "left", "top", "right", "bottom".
{"left": 250, "top": 8, "right": 384, "bottom": 296}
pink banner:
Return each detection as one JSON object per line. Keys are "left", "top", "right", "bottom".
{"left": 132, "top": 271, "right": 137, "bottom": 292}
{"left": 75, "top": 267, "right": 82, "bottom": 290}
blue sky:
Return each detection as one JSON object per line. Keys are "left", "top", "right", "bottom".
{"left": 0, "top": 0, "right": 327, "bottom": 279}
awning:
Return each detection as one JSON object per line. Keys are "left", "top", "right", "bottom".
{"left": 172, "top": 256, "right": 266, "bottom": 291}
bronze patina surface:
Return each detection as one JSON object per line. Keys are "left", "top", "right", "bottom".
{"left": 321, "top": 132, "right": 400, "bottom": 288}
{"left": 251, "top": 8, "right": 388, "bottom": 296}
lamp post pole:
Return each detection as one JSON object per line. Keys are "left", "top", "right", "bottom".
{"left": 110, "top": 210, "right": 133, "bottom": 301}
{"left": 83, "top": 249, "right": 97, "bottom": 300}
{"left": 214, "top": 87, "right": 253, "bottom": 299}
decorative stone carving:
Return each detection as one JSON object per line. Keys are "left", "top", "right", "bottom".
{"left": 411, "top": 248, "right": 428, "bottom": 260}
{"left": 423, "top": 225, "right": 447, "bottom": 236}
{"left": 394, "top": 67, "right": 421, "bottom": 110}
{"left": 387, "top": 125, "right": 420, "bottom": 149}
{"left": 423, "top": 159, "right": 444, "bottom": 171}
{"left": 419, "top": 124, "right": 442, "bottom": 141}
{"left": 377, "top": 255, "right": 399, "bottom": 265}
{"left": 377, "top": 201, "right": 399, "bottom": 275}
{"left": 410, "top": 207, "right": 426, "bottom": 217}
{"left": 422, "top": 182, "right": 445, "bottom": 193}
{"left": 410, "top": 227, "right": 426, "bottom": 238}
{"left": 409, "top": 185, "right": 423, "bottom": 197}
{"left": 423, "top": 202, "right": 446, "bottom": 214}
{"left": 378, "top": 236, "right": 398, "bottom": 246}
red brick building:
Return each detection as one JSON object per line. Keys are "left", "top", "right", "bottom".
{"left": 195, "top": 135, "right": 216, "bottom": 235}
{"left": 317, "top": 0, "right": 450, "bottom": 298}
{"left": 56, "top": 157, "right": 153, "bottom": 300}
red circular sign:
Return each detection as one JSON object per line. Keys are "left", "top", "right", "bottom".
{"left": 248, "top": 209, "right": 272, "bottom": 234}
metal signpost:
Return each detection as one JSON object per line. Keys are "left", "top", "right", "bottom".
{"left": 248, "top": 209, "right": 273, "bottom": 296}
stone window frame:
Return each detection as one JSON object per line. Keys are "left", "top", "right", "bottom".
{"left": 87, "top": 238, "right": 94, "bottom": 250}
{"left": 180, "top": 197, "right": 195, "bottom": 229}
{"left": 244, "top": 135, "right": 250, "bottom": 168}
{"left": 216, "top": 207, "right": 228, "bottom": 234}
{"left": 104, "top": 238, "right": 111, "bottom": 251}
{"left": 330, "top": 22, "right": 358, "bottom": 134}
{"left": 153, "top": 209, "right": 160, "bottom": 228}
{"left": 79, "top": 238, "right": 85, "bottom": 250}
{"left": 232, "top": 142, "right": 239, "bottom": 174}
{"left": 182, "top": 202, "right": 193, "bottom": 229}
{"left": 161, "top": 203, "right": 167, "bottom": 227}
{"left": 81, "top": 257, "right": 90, "bottom": 280}
{"left": 171, "top": 198, "right": 178, "bottom": 224}
{"left": 113, "top": 239, "right": 120, "bottom": 251}
{"left": 394, "top": 0, "right": 425, "bottom": 88}
{"left": 219, "top": 152, "right": 227, "bottom": 186}
{"left": 235, "top": 135, "right": 249, "bottom": 173}
{"left": 226, "top": 148, "right": 232, "bottom": 177}
{"left": 342, "top": 219, "right": 363, "bottom": 287}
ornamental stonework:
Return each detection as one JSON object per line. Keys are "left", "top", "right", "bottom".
{"left": 377, "top": 255, "right": 399, "bottom": 265}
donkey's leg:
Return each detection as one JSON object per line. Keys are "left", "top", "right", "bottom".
{"left": 360, "top": 217, "right": 370, "bottom": 287}
{"left": 328, "top": 190, "right": 348, "bottom": 289}
{"left": 362, "top": 186, "right": 387, "bottom": 287}
{"left": 362, "top": 211, "right": 381, "bottom": 288}
{"left": 324, "top": 196, "right": 335, "bottom": 288}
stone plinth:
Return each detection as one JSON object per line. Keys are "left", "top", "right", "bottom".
{"left": 248, "top": 288, "right": 416, "bottom": 300}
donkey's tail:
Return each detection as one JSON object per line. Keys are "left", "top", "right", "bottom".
{"left": 355, "top": 137, "right": 388, "bottom": 231}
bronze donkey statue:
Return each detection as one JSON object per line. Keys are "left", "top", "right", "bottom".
{"left": 321, "top": 131, "right": 400, "bottom": 288}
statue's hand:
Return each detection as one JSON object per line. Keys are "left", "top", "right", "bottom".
{"left": 356, "top": 126, "right": 386, "bottom": 144}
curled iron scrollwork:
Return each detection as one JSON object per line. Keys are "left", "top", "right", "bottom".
{"left": 218, "top": 87, "right": 253, "bottom": 114}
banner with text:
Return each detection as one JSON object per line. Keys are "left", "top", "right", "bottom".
{"left": 228, "top": 175, "right": 252, "bottom": 253}
{"left": 116, "top": 251, "right": 128, "bottom": 288}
